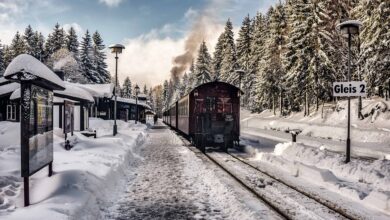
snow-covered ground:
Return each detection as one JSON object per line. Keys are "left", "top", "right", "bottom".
{"left": 241, "top": 98, "right": 390, "bottom": 159}
{"left": 0, "top": 118, "right": 147, "bottom": 220}
{"left": 103, "top": 124, "right": 283, "bottom": 220}
{"left": 240, "top": 97, "right": 390, "bottom": 218}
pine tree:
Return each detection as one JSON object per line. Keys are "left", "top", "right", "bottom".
{"left": 357, "top": 0, "right": 390, "bottom": 96}
{"left": 236, "top": 15, "right": 252, "bottom": 71}
{"left": 309, "top": 0, "right": 338, "bottom": 109}
{"left": 34, "top": 32, "right": 45, "bottom": 61}
{"left": 195, "top": 41, "right": 212, "bottom": 86}
{"left": 162, "top": 80, "right": 169, "bottom": 109}
{"left": 80, "top": 30, "right": 96, "bottom": 83}
{"left": 236, "top": 15, "right": 254, "bottom": 107}
{"left": 143, "top": 84, "right": 148, "bottom": 95}
{"left": 66, "top": 27, "right": 79, "bottom": 57}
{"left": 10, "top": 31, "right": 26, "bottom": 58}
{"left": 250, "top": 10, "right": 273, "bottom": 112}
{"left": 92, "top": 31, "right": 110, "bottom": 83}
{"left": 23, "top": 25, "right": 36, "bottom": 57}
{"left": 187, "top": 60, "right": 196, "bottom": 92}
{"left": 212, "top": 34, "right": 224, "bottom": 80}
{"left": 122, "top": 76, "right": 132, "bottom": 98}
{"left": 220, "top": 19, "right": 237, "bottom": 84}
{"left": 46, "top": 23, "right": 66, "bottom": 57}
{"left": 3, "top": 46, "right": 13, "bottom": 68}
{"left": 283, "top": 0, "right": 316, "bottom": 114}
{"left": 179, "top": 72, "right": 189, "bottom": 97}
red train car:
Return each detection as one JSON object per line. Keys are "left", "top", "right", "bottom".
{"left": 164, "top": 81, "right": 242, "bottom": 151}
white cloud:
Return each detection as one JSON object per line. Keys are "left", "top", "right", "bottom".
{"left": 0, "top": 0, "right": 69, "bottom": 44}
{"left": 107, "top": 35, "right": 185, "bottom": 88}
{"left": 184, "top": 7, "right": 198, "bottom": 20}
{"left": 63, "top": 23, "right": 84, "bottom": 37}
{"left": 99, "top": 0, "right": 123, "bottom": 7}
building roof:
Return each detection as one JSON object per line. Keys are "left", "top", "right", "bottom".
{"left": 4, "top": 54, "right": 65, "bottom": 90}
{"left": 0, "top": 82, "right": 19, "bottom": 97}
{"left": 114, "top": 96, "right": 152, "bottom": 109}
{"left": 54, "top": 82, "right": 95, "bottom": 102}
{"left": 73, "top": 83, "right": 114, "bottom": 98}
{"left": 9, "top": 82, "right": 94, "bottom": 103}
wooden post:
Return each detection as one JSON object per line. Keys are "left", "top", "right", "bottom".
{"left": 24, "top": 177, "right": 29, "bottom": 207}
{"left": 48, "top": 161, "right": 53, "bottom": 177}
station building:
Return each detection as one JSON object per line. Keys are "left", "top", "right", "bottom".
{"left": 0, "top": 56, "right": 152, "bottom": 131}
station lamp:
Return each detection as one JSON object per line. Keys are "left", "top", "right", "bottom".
{"left": 336, "top": 20, "right": 362, "bottom": 163}
{"left": 108, "top": 44, "right": 125, "bottom": 136}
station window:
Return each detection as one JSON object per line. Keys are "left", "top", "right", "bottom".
{"left": 6, "top": 105, "right": 16, "bottom": 120}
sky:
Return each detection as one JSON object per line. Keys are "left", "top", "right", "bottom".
{"left": 0, "top": 0, "right": 279, "bottom": 87}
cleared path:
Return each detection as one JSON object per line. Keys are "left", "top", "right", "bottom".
{"left": 106, "top": 124, "right": 282, "bottom": 220}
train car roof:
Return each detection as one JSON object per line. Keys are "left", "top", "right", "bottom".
{"left": 164, "top": 81, "right": 244, "bottom": 111}
{"left": 189, "top": 81, "right": 244, "bottom": 95}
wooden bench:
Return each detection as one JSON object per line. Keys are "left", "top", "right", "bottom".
{"left": 81, "top": 130, "right": 97, "bottom": 138}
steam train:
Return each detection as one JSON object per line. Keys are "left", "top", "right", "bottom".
{"left": 163, "top": 81, "right": 242, "bottom": 152}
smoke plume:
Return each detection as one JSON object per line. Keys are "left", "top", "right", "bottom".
{"left": 170, "top": 0, "right": 226, "bottom": 83}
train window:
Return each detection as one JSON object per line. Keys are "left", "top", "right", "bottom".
{"left": 205, "top": 97, "right": 216, "bottom": 112}
{"left": 195, "top": 99, "right": 204, "bottom": 113}
{"left": 217, "top": 98, "right": 231, "bottom": 113}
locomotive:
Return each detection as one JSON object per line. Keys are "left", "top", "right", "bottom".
{"left": 163, "top": 81, "right": 242, "bottom": 152}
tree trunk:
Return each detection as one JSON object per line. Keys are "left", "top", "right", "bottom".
{"left": 304, "top": 92, "right": 307, "bottom": 116}
{"left": 279, "top": 91, "right": 283, "bottom": 116}
{"left": 316, "top": 90, "right": 319, "bottom": 111}
{"left": 273, "top": 95, "right": 276, "bottom": 115}
{"left": 306, "top": 92, "right": 310, "bottom": 116}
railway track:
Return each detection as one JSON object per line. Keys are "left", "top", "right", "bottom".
{"left": 204, "top": 150, "right": 352, "bottom": 220}
{"left": 182, "top": 139, "right": 355, "bottom": 219}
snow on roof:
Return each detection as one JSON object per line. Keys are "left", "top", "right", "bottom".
{"left": 137, "top": 93, "right": 147, "bottom": 98}
{"left": 0, "top": 82, "right": 19, "bottom": 97}
{"left": 337, "top": 20, "right": 362, "bottom": 29}
{"left": 9, "top": 88, "right": 20, "bottom": 100}
{"left": 54, "top": 82, "right": 95, "bottom": 102}
{"left": 73, "top": 83, "right": 114, "bottom": 98}
{"left": 9, "top": 82, "right": 94, "bottom": 102}
{"left": 114, "top": 97, "right": 151, "bottom": 109}
{"left": 0, "top": 77, "right": 8, "bottom": 85}
{"left": 3, "top": 54, "right": 65, "bottom": 90}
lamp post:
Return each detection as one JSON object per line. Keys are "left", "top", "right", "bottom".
{"left": 109, "top": 44, "right": 125, "bottom": 136}
{"left": 135, "top": 84, "right": 140, "bottom": 124}
{"left": 337, "top": 20, "right": 362, "bottom": 163}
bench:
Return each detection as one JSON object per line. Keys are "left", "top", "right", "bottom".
{"left": 81, "top": 130, "right": 97, "bottom": 138}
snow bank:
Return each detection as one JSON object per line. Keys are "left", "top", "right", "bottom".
{"left": 254, "top": 142, "right": 390, "bottom": 215}
{"left": 241, "top": 98, "right": 390, "bottom": 159}
{"left": 0, "top": 119, "right": 147, "bottom": 219}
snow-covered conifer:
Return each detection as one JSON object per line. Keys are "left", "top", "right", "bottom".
{"left": 195, "top": 41, "right": 212, "bottom": 86}
{"left": 23, "top": 25, "right": 36, "bottom": 57}
{"left": 220, "top": 19, "right": 237, "bottom": 83}
{"left": 92, "top": 31, "right": 110, "bottom": 83}
{"left": 358, "top": 0, "right": 390, "bottom": 96}
{"left": 212, "top": 34, "right": 224, "bottom": 80}
{"left": 10, "top": 31, "right": 26, "bottom": 58}
{"left": 80, "top": 30, "right": 96, "bottom": 83}
{"left": 122, "top": 77, "right": 132, "bottom": 98}
{"left": 66, "top": 27, "right": 79, "bottom": 57}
